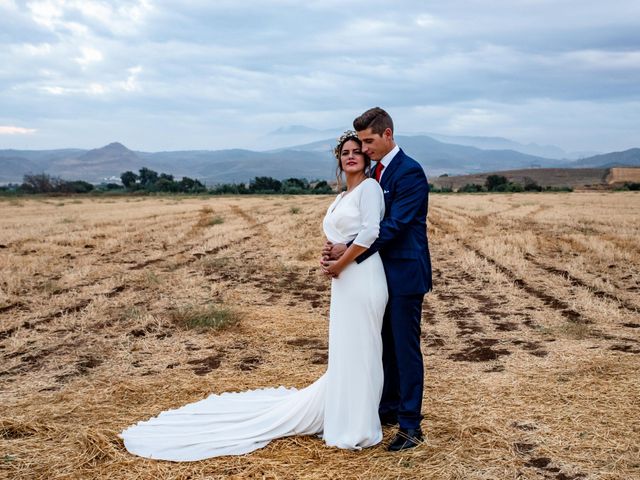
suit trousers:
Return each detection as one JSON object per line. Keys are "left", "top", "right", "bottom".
{"left": 379, "top": 293, "right": 425, "bottom": 430}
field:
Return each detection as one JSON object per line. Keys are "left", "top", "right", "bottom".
{"left": 1, "top": 192, "right": 639, "bottom": 480}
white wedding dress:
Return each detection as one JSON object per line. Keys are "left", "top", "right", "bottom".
{"left": 120, "top": 178, "right": 388, "bottom": 461}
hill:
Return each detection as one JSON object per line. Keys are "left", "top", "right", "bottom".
{"left": 431, "top": 168, "right": 610, "bottom": 190}
{"left": 570, "top": 148, "right": 640, "bottom": 168}
{"left": 0, "top": 137, "right": 638, "bottom": 185}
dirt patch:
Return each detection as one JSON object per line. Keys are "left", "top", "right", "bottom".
{"left": 449, "top": 339, "right": 511, "bottom": 362}
{"left": 286, "top": 337, "right": 326, "bottom": 349}
{"left": 609, "top": 344, "right": 640, "bottom": 354}
{"left": 514, "top": 442, "right": 536, "bottom": 455}
{"left": 310, "top": 352, "right": 328, "bottom": 365}
{"left": 494, "top": 321, "right": 519, "bottom": 331}
{"left": 456, "top": 320, "right": 484, "bottom": 335}
{"left": 187, "top": 353, "right": 224, "bottom": 375}
{"left": 238, "top": 355, "right": 262, "bottom": 371}
{"left": 466, "top": 245, "right": 593, "bottom": 324}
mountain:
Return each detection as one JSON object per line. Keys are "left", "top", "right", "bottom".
{"left": 0, "top": 148, "right": 85, "bottom": 184}
{"left": 569, "top": 148, "right": 640, "bottom": 168}
{"left": 285, "top": 135, "right": 566, "bottom": 176}
{"left": 1, "top": 138, "right": 638, "bottom": 185}
{"left": 422, "top": 133, "right": 571, "bottom": 159}
{"left": 255, "top": 125, "right": 347, "bottom": 150}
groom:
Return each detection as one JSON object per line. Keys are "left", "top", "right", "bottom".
{"left": 323, "top": 107, "right": 432, "bottom": 451}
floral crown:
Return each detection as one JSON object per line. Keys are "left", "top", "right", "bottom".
{"left": 333, "top": 130, "right": 359, "bottom": 160}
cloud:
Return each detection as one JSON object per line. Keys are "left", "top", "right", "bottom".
{"left": 0, "top": 0, "right": 638, "bottom": 152}
{"left": 0, "top": 125, "right": 37, "bottom": 135}
{"left": 76, "top": 46, "right": 103, "bottom": 67}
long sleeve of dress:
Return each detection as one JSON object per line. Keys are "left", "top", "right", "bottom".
{"left": 353, "top": 179, "right": 385, "bottom": 248}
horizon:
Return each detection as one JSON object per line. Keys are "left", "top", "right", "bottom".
{"left": 4, "top": 134, "right": 640, "bottom": 159}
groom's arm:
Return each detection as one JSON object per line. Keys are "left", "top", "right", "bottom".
{"left": 355, "top": 167, "right": 428, "bottom": 264}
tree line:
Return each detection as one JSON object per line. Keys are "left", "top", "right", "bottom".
{"left": 4, "top": 170, "right": 638, "bottom": 195}
{"left": 1, "top": 168, "right": 334, "bottom": 195}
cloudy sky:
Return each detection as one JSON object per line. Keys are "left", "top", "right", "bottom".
{"left": 1, "top": 0, "right": 639, "bottom": 153}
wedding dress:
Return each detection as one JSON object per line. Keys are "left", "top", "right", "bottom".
{"left": 120, "top": 178, "right": 388, "bottom": 461}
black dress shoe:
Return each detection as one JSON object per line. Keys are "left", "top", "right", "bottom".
{"left": 387, "top": 428, "right": 424, "bottom": 452}
{"left": 380, "top": 415, "right": 398, "bottom": 427}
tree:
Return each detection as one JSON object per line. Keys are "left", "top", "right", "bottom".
{"left": 21, "top": 173, "right": 54, "bottom": 193}
{"left": 459, "top": 183, "right": 484, "bottom": 193}
{"left": 138, "top": 167, "right": 159, "bottom": 187}
{"left": 523, "top": 177, "right": 543, "bottom": 191}
{"left": 121, "top": 171, "right": 138, "bottom": 188}
{"left": 155, "top": 177, "right": 179, "bottom": 192}
{"left": 59, "top": 180, "right": 94, "bottom": 193}
{"left": 485, "top": 175, "right": 508, "bottom": 191}
{"left": 250, "top": 176, "right": 282, "bottom": 193}
{"left": 179, "top": 176, "right": 206, "bottom": 193}
{"left": 312, "top": 181, "right": 333, "bottom": 194}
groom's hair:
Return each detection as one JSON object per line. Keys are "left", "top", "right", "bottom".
{"left": 353, "top": 107, "right": 394, "bottom": 136}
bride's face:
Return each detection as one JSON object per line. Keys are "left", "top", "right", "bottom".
{"left": 340, "top": 139, "right": 366, "bottom": 175}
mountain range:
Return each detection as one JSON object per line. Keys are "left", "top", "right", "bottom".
{"left": 1, "top": 132, "right": 639, "bottom": 185}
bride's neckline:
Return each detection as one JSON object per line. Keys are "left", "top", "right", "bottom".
{"left": 330, "top": 178, "right": 369, "bottom": 213}
{"left": 341, "top": 177, "right": 369, "bottom": 198}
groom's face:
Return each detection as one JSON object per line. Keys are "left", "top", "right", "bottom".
{"left": 357, "top": 128, "right": 394, "bottom": 161}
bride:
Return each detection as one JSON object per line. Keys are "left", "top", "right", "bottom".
{"left": 120, "top": 131, "right": 388, "bottom": 461}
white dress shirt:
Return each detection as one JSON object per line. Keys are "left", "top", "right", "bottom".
{"left": 376, "top": 144, "right": 400, "bottom": 182}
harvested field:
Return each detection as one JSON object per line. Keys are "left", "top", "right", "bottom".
{"left": 1, "top": 192, "right": 639, "bottom": 479}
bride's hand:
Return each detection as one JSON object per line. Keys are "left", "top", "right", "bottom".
{"left": 321, "top": 259, "right": 342, "bottom": 278}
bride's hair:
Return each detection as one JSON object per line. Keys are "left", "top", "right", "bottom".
{"left": 334, "top": 131, "right": 371, "bottom": 190}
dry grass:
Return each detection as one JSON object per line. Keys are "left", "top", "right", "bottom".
{"left": 1, "top": 192, "right": 639, "bottom": 479}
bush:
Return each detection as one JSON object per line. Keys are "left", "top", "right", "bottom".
{"left": 59, "top": 180, "right": 94, "bottom": 193}
{"left": 459, "top": 183, "right": 484, "bottom": 193}
{"left": 312, "top": 181, "right": 333, "bottom": 194}
{"left": 523, "top": 178, "right": 543, "bottom": 191}
{"left": 430, "top": 184, "right": 452, "bottom": 193}
{"left": 492, "top": 182, "right": 524, "bottom": 192}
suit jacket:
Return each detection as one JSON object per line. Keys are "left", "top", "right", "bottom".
{"left": 356, "top": 148, "right": 432, "bottom": 296}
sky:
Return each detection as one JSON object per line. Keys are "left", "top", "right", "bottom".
{"left": 1, "top": 0, "right": 639, "bottom": 153}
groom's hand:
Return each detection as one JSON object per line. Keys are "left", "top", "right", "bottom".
{"left": 321, "top": 240, "right": 334, "bottom": 258}
{"left": 322, "top": 241, "right": 347, "bottom": 260}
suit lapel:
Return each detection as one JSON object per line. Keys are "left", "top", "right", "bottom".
{"left": 379, "top": 148, "right": 404, "bottom": 189}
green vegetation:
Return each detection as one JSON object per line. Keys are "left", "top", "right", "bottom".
{"left": 171, "top": 304, "right": 240, "bottom": 330}
{"left": 0, "top": 168, "right": 335, "bottom": 196}
{"left": 120, "top": 168, "right": 207, "bottom": 193}
{"left": 616, "top": 182, "right": 640, "bottom": 191}
{"left": 210, "top": 176, "right": 332, "bottom": 195}
{"left": 9, "top": 173, "right": 96, "bottom": 194}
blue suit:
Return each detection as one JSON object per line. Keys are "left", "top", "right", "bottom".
{"left": 356, "top": 148, "right": 432, "bottom": 429}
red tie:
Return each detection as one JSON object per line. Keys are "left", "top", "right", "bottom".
{"left": 374, "top": 162, "right": 385, "bottom": 182}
